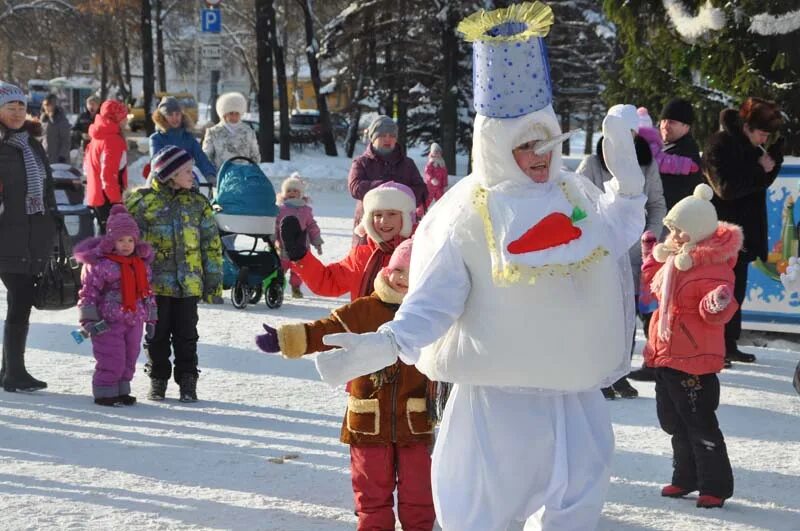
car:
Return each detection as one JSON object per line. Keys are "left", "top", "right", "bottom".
{"left": 242, "top": 111, "right": 349, "bottom": 144}
{"left": 127, "top": 92, "right": 199, "bottom": 132}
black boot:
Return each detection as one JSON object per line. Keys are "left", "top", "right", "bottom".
{"left": 178, "top": 373, "right": 198, "bottom": 403}
{"left": 2, "top": 323, "right": 47, "bottom": 392}
{"left": 726, "top": 345, "right": 756, "bottom": 363}
{"left": 601, "top": 387, "right": 617, "bottom": 400}
{"left": 147, "top": 378, "right": 168, "bottom": 401}
{"left": 612, "top": 377, "right": 639, "bottom": 398}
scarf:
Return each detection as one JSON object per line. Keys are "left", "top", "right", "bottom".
{"left": 104, "top": 254, "right": 151, "bottom": 312}
{"left": 658, "top": 254, "right": 677, "bottom": 342}
{"left": 357, "top": 237, "right": 401, "bottom": 298}
{"left": 5, "top": 130, "right": 45, "bottom": 214}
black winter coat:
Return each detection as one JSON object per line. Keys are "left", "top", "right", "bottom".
{"left": 0, "top": 121, "right": 59, "bottom": 275}
{"left": 661, "top": 133, "right": 704, "bottom": 209}
{"left": 702, "top": 109, "right": 784, "bottom": 262}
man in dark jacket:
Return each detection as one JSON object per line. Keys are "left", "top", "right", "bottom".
{"left": 348, "top": 116, "right": 427, "bottom": 246}
{"left": 703, "top": 98, "right": 784, "bottom": 364}
{"left": 40, "top": 94, "right": 72, "bottom": 164}
{"left": 658, "top": 98, "right": 704, "bottom": 210}
{"left": 72, "top": 95, "right": 101, "bottom": 151}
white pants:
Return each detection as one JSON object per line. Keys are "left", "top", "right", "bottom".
{"left": 431, "top": 385, "right": 614, "bottom": 531}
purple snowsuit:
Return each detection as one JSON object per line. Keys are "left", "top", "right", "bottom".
{"left": 74, "top": 237, "right": 156, "bottom": 398}
{"left": 275, "top": 198, "right": 323, "bottom": 289}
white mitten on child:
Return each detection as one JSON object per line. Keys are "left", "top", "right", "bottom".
{"left": 315, "top": 330, "right": 399, "bottom": 386}
{"left": 602, "top": 104, "right": 645, "bottom": 197}
{"left": 702, "top": 285, "right": 732, "bottom": 314}
{"left": 780, "top": 257, "right": 800, "bottom": 294}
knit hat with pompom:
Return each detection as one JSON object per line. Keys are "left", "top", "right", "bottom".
{"left": 654, "top": 183, "right": 717, "bottom": 271}
{"left": 105, "top": 204, "right": 140, "bottom": 243}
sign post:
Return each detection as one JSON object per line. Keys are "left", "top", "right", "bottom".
{"left": 200, "top": 1, "right": 223, "bottom": 123}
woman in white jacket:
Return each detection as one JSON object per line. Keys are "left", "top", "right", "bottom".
{"left": 202, "top": 92, "right": 260, "bottom": 168}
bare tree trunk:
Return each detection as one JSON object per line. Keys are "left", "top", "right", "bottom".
{"left": 255, "top": 0, "right": 275, "bottom": 162}
{"left": 345, "top": 68, "right": 365, "bottom": 158}
{"left": 297, "top": 0, "right": 336, "bottom": 156}
{"left": 141, "top": 0, "right": 156, "bottom": 136}
{"left": 155, "top": 0, "right": 167, "bottom": 93}
{"left": 269, "top": 1, "right": 290, "bottom": 161}
{"left": 100, "top": 48, "right": 108, "bottom": 99}
{"left": 584, "top": 106, "right": 595, "bottom": 155}
{"left": 122, "top": 21, "right": 132, "bottom": 102}
{"left": 560, "top": 107, "right": 570, "bottom": 156}
{"left": 439, "top": 8, "right": 459, "bottom": 175}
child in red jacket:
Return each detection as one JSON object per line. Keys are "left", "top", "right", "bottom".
{"left": 279, "top": 181, "right": 417, "bottom": 302}
{"left": 642, "top": 183, "right": 742, "bottom": 509}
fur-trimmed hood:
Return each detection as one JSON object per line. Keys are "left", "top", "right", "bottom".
{"left": 152, "top": 110, "right": 194, "bottom": 133}
{"left": 653, "top": 221, "right": 742, "bottom": 278}
{"left": 74, "top": 236, "right": 154, "bottom": 265}
{"left": 372, "top": 272, "right": 405, "bottom": 305}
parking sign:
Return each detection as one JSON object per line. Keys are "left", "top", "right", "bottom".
{"left": 201, "top": 8, "right": 221, "bottom": 33}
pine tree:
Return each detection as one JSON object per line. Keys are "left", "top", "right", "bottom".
{"left": 604, "top": 0, "right": 800, "bottom": 154}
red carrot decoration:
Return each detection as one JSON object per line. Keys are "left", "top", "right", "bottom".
{"left": 507, "top": 212, "right": 582, "bottom": 254}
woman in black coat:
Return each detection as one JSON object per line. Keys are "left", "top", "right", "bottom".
{"left": 702, "top": 97, "right": 784, "bottom": 364}
{"left": 0, "top": 82, "right": 58, "bottom": 392}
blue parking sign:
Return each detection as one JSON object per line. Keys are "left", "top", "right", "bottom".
{"left": 201, "top": 9, "right": 221, "bottom": 33}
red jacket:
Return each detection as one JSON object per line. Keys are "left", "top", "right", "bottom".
{"left": 643, "top": 222, "right": 743, "bottom": 375}
{"left": 293, "top": 237, "right": 402, "bottom": 301}
{"left": 83, "top": 116, "right": 128, "bottom": 206}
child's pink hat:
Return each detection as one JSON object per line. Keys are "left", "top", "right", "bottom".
{"left": 105, "top": 204, "right": 140, "bottom": 242}
{"left": 381, "top": 238, "right": 413, "bottom": 279}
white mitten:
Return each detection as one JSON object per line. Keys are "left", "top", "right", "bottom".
{"left": 780, "top": 257, "right": 800, "bottom": 294}
{"left": 602, "top": 112, "right": 645, "bottom": 196}
{"left": 314, "top": 330, "right": 399, "bottom": 386}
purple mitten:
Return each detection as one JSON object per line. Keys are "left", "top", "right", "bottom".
{"left": 256, "top": 323, "right": 280, "bottom": 353}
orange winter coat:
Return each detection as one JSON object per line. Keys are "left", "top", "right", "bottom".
{"left": 292, "top": 236, "right": 404, "bottom": 301}
{"left": 643, "top": 223, "right": 743, "bottom": 375}
{"left": 277, "top": 274, "right": 434, "bottom": 446}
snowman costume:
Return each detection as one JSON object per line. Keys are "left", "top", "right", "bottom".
{"left": 316, "top": 3, "right": 647, "bottom": 529}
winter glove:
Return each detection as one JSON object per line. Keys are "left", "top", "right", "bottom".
{"left": 314, "top": 244, "right": 323, "bottom": 256}
{"left": 255, "top": 323, "right": 280, "bottom": 353}
{"left": 702, "top": 285, "right": 732, "bottom": 314}
{"left": 280, "top": 216, "right": 308, "bottom": 261}
{"left": 315, "top": 330, "right": 399, "bottom": 386}
{"left": 145, "top": 322, "right": 156, "bottom": 342}
{"left": 780, "top": 257, "right": 800, "bottom": 294}
{"left": 602, "top": 109, "right": 645, "bottom": 197}
{"left": 641, "top": 230, "right": 657, "bottom": 262}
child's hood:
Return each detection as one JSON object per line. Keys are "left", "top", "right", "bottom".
{"left": 372, "top": 272, "right": 405, "bottom": 305}
{"left": 73, "top": 236, "right": 155, "bottom": 265}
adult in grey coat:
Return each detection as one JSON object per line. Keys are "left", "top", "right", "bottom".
{"left": 576, "top": 133, "right": 666, "bottom": 398}
{"left": 0, "top": 82, "right": 59, "bottom": 392}
{"left": 40, "top": 94, "right": 72, "bottom": 164}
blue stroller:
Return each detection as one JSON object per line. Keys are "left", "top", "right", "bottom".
{"left": 212, "top": 157, "right": 284, "bottom": 309}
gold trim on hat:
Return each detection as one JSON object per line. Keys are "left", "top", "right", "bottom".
{"left": 457, "top": 1, "right": 554, "bottom": 43}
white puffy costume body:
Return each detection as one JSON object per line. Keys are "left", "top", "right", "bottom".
{"left": 315, "top": 3, "right": 647, "bottom": 530}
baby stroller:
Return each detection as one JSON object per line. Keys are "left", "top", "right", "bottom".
{"left": 50, "top": 163, "right": 95, "bottom": 246}
{"left": 212, "top": 156, "right": 284, "bottom": 309}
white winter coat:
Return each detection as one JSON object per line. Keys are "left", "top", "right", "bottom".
{"left": 202, "top": 122, "right": 260, "bottom": 169}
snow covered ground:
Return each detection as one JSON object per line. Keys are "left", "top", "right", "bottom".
{"left": 2, "top": 189, "right": 800, "bottom": 530}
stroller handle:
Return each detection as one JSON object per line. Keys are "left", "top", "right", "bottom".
{"left": 225, "top": 156, "right": 258, "bottom": 165}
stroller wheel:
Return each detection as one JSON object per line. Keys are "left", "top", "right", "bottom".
{"left": 265, "top": 282, "right": 284, "bottom": 309}
{"left": 231, "top": 282, "right": 249, "bottom": 309}
{"left": 249, "top": 284, "right": 263, "bottom": 304}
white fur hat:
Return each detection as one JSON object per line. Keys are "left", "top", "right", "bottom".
{"left": 216, "top": 92, "right": 247, "bottom": 118}
{"left": 355, "top": 182, "right": 416, "bottom": 243}
{"left": 657, "top": 183, "right": 718, "bottom": 270}
{"left": 281, "top": 172, "right": 306, "bottom": 195}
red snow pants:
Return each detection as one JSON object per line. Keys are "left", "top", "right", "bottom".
{"left": 350, "top": 443, "right": 434, "bottom": 531}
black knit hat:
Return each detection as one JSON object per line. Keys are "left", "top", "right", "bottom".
{"left": 661, "top": 98, "right": 694, "bottom": 126}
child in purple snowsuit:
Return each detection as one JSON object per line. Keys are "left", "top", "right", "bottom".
{"left": 422, "top": 142, "right": 448, "bottom": 213}
{"left": 637, "top": 107, "right": 700, "bottom": 176}
{"left": 275, "top": 173, "right": 323, "bottom": 299}
{"left": 74, "top": 204, "right": 156, "bottom": 406}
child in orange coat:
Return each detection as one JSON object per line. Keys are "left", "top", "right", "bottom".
{"left": 256, "top": 239, "right": 436, "bottom": 531}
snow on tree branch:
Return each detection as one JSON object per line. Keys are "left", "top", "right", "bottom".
{"left": 749, "top": 8, "right": 800, "bottom": 36}
{"left": 662, "top": 0, "right": 725, "bottom": 42}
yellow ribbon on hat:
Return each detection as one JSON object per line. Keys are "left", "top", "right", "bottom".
{"left": 457, "top": 1, "right": 554, "bottom": 43}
